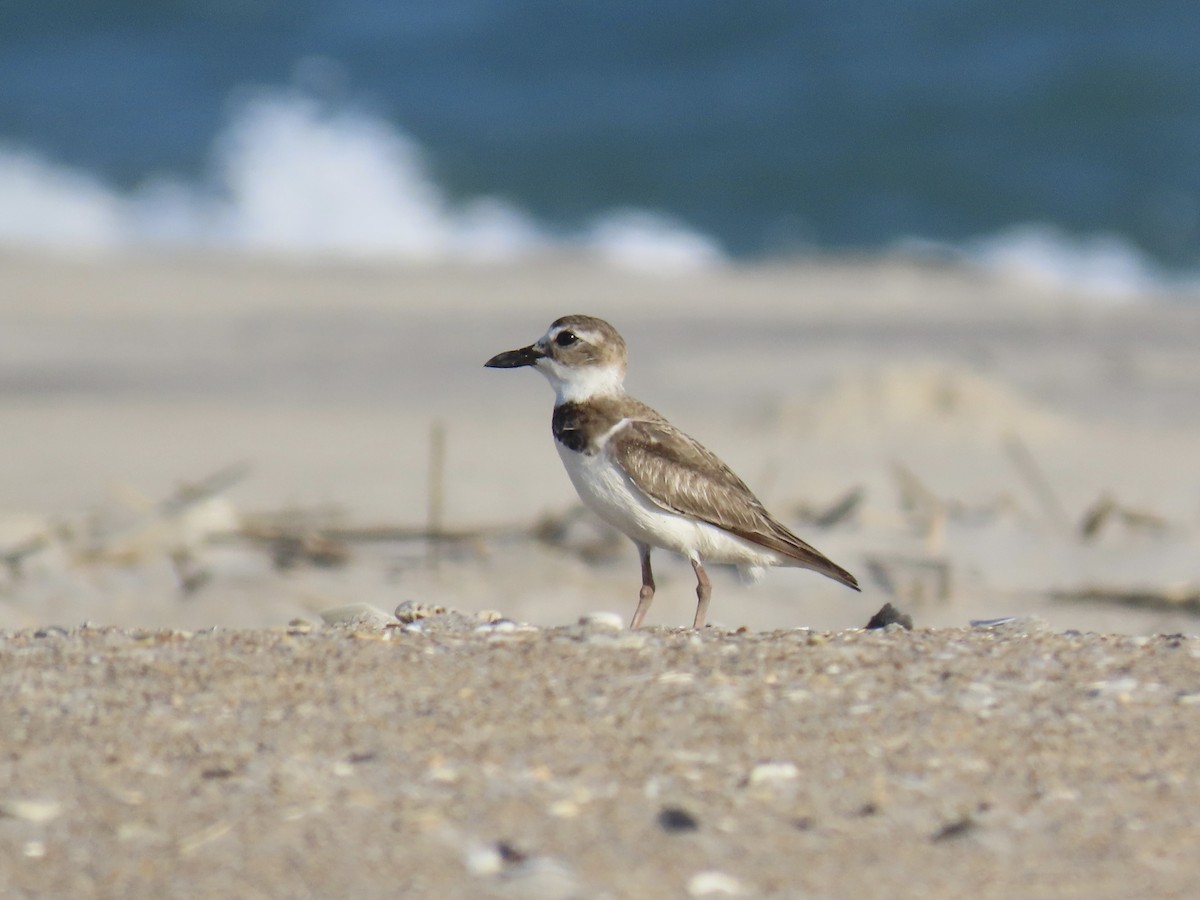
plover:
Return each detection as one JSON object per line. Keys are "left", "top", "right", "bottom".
{"left": 485, "top": 315, "right": 859, "bottom": 629}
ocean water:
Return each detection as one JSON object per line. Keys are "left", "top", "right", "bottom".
{"left": 1, "top": 1, "right": 1197, "bottom": 291}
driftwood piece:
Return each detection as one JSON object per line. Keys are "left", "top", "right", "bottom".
{"left": 427, "top": 420, "right": 447, "bottom": 569}
{"left": 1078, "top": 492, "right": 1168, "bottom": 541}
{"left": 863, "top": 553, "right": 952, "bottom": 605}
{"left": 794, "top": 486, "right": 864, "bottom": 529}
{"left": 891, "top": 463, "right": 947, "bottom": 553}
{"left": 1051, "top": 585, "right": 1200, "bottom": 613}
{"left": 68, "top": 463, "right": 252, "bottom": 566}
{"left": 1003, "top": 432, "right": 1073, "bottom": 535}
{"left": 531, "top": 506, "right": 623, "bottom": 564}
{"left": 1, "top": 533, "right": 50, "bottom": 578}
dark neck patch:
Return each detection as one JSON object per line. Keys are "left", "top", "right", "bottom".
{"left": 552, "top": 395, "right": 658, "bottom": 455}
{"left": 552, "top": 403, "right": 593, "bottom": 454}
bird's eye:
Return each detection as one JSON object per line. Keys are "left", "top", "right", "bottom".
{"left": 555, "top": 331, "right": 579, "bottom": 347}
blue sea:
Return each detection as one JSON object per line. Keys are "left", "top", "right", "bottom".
{"left": 1, "top": 1, "right": 1197, "bottom": 292}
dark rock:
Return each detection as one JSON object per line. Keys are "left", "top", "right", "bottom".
{"left": 865, "top": 603, "right": 913, "bottom": 630}
{"left": 658, "top": 806, "right": 699, "bottom": 832}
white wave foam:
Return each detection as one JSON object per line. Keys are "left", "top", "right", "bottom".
{"left": 585, "top": 209, "right": 723, "bottom": 272}
{"left": 0, "top": 146, "right": 124, "bottom": 250}
{"left": 0, "top": 91, "right": 721, "bottom": 270}
{"left": 966, "top": 225, "right": 1172, "bottom": 301}
{"left": 900, "top": 225, "right": 1190, "bottom": 302}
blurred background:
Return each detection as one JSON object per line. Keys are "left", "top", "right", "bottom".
{"left": 2, "top": 2, "right": 1199, "bottom": 633}
{"left": 1, "top": 1, "right": 1197, "bottom": 290}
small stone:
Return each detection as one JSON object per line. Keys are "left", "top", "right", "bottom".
{"left": 687, "top": 870, "right": 745, "bottom": 896}
{"left": 578, "top": 611, "right": 624, "bottom": 630}
{"left": 475, "top": 620, "right": 518, "bottom": 633}
{"left": 864, "top": 603, "right": 913, "bottom": 630}
{"left": 428, "top": 765, "right": 460, "bottom": 784}
{"left": 970, "top": 615, "right": 1047, "bottom": 635}
{"left": 0, "top": 799, "right": 62, "bottom": 823}
{"left": 320, "top": 603, "right": 398, "bottom": 628}
{"left": 613, "top": 633, "right": 649, "bottom": 649}
{"left": 658, "top": 806, "right": 699, "bottom": 832}
{"left": 658, "top": 672, "right": 695, "bottom": 685}
{"left": 393, "top": 601, "right": 447, "bottom": 624}
{"left": 464, "top": 844, "right": 503, "bottom": 876}
{"left": 748, "top": 762, "right": 800, "bottom": 785}
{"left": 932, "top": 816, "right": 977, "bottom": 842}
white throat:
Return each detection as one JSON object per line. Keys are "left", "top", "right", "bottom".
{"left": 538, "top": 360, "right": 626, "bottom": 404}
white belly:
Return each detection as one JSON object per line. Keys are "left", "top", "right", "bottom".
{"left": 556, "top": 441, "right": 786, "bottom": 572}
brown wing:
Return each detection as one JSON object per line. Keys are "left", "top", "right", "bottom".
{"left": 610, "top": 416, "right": 859, "bottom": 590}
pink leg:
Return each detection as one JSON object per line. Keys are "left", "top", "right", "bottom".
{"left": 630, "top": 544, "right": 655, "bottom": 629}
{"left": 691, "top": 557, "right": 711, "bottom": 629}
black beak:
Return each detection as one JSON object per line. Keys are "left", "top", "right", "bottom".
{"left": 484, "top": 345, "right": 543, "bottom": 369}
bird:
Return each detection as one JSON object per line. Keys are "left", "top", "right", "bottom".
{"left": 484, "top": 314, "right": 859, "bottom": 629}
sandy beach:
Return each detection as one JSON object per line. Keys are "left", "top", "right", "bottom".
{"left": 2, "top": 252, "right": 1200, "bottom": 896}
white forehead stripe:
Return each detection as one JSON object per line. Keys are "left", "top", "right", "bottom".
{"left": 548, "top": 324, "right": 604, "bottom": 344}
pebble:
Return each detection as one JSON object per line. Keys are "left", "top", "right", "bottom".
{"left": 393, "top": 600, "right": 447, "bottom": 624}
{"left": 864, "top": 602, "right": 913, "bottom": 630}
{"left": 658, "top": 806, "right": 699, "bottom": 832}
{"left": 476, "top": 620, "right": 518, "bottom": 634}
{"left": 687, "top": 871, "right": 745, "bottom": 896}
{"left": 659, "top": 671, "right": 695, "bottom": 685}
{"left": 465, "top": 840, "right": 580, "bottom": 899}
{"left": 578, "top": 611, "right": 624, "bottom": 630}
{"left": 748, "top": 762, "right": 800, "bottom": 785}
{"left": 319, "top": 603, "right": 398, "bottom": 629}
{"left": 969, "top": 615, "right": 1048, "bottom": 635}
{"left": 0, "top": 798, "right": 62, "bottom": 823}
{"left": 464, "top": 843, "right": 504, "bottom": 876}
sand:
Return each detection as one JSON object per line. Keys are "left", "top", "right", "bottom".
{"left": 3, "top": 617, "right": 1200, "bottom": 898}
{"left": 2, "top": 252, "right": 1200, "bottom": 896}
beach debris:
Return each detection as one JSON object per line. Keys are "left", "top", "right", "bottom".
{"left": 531, "top": 505, "right": 623, "bottom": 563}
{"left": 177, "top": 819, "right": 235, "bottom": 856}
{"left": 687, "top": 871, "right": 746, "bottom": 896}
{"left": 0, "top": 798, "right": 62, "bottom": 823}
{"left": 931, "top": 815, "right": 978, "bottom": 842}
{"left": 1078, "top": 492, "right": 1168, "bottom": 541}
{"left": 793, "top": 486, "right": 864, "bottom": 529}
{"left": 658, "top": 806, "right": 700, "bottom": 832}
{"left": 465, "top": 839, "right": 580, "bottom": 899}
{"left": 426, "top": 420, "right": 447, "bottom": 569}
{"left": 578, "top": 611, "right": 624, "bottom": 630}
{"left": 84, "top": 462, "right": 250, "bottom": 563}
{"left": 1, "top": 532, "right": 51, "bottom": 579}
{"left": 863, "top": 554, "right": 952, "bottom": 605}
{"left": 1003, "top": 432, "right": 1074, "bottom": 535}
{"left": 970, "top": 616, "right": 1048, "bottom": 636}
{"left": 1051, "top": 585, "right": 1200, "bottom": 613}
{"left": 320, "top": 603, "right": 399, "bottom": 630}
{"left": 394, "top": 600, "right": 447, "bottom": 623}
{"left": 169, "top": 548, "right": 211, "bottom": 595}
{"left": 864, "top": 602, "right": 913, "bottom": 630}
{"left": 891, "top": 463, "right": 947, "bottom": 552}
{"left": 246, "top": 526, "right": 350, "bottom": 570}
{"left": 747, "top": 761, "right": 800, "bottom": 786}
